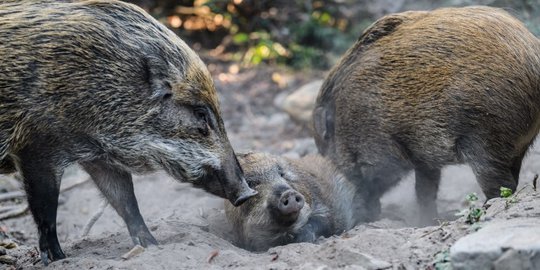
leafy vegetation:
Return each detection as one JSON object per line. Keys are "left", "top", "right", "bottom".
{"left": 500, "top": 187, "right": 513, "bottom": 198}
{"left": 455, "top": 193, "right": 485, "bottom": 224}
{"left": 432, "top": 249, "right": 452, "bottom": 270}
{"left": 127, "top": 0, "right": 369, "bottom": 69}
{"left": 127, "top": 0, "right": 540, "bottom": 69}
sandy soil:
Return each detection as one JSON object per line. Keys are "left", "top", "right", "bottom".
{"left": 2, "top": 65, "right": 540, "bottom": 269}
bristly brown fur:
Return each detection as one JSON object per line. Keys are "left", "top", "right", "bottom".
{"left": 0, "top": 0, "right": 254, "bottom": 264}
{"left": 313, "top": 6, "right": 540, "bottom": 225}
{"left": 225, "top": 152, "right": 359, "bottom": 251}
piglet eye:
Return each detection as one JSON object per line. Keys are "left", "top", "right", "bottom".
{"left": 277, "top": 165, "right": 285, "bottom": 177}
{"left": 158, "top": 81, "right": 172, "bottom": 101}
{"left": 162, "top": 92, "right": 172, "bottom": 100}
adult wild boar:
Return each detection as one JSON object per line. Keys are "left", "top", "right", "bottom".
{"left": 313, "top": 6, "right": 540, "bottom": 225}
{"left": 0, "top": 0, "right": 256, "bottom": 264}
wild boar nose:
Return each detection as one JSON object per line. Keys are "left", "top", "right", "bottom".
{"left": 278, "top": 190, "right": 305, "bottom": 215}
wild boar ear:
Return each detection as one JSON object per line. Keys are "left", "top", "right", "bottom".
{"left": 236, "top": 152, "right": 254, "bottom": 159}
{"left": 143, "top": 56, "right": 173, "bottom": 101}
{"left": 313, "top": 106, "right": 333, "bottom": 140}
{"left": 358, "top": 12, "right": 415, "bottom": 46}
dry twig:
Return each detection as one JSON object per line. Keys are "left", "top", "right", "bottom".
{"left": 81, "top": 200, "right": 109, "bottom": 237}
{"left": 121, "top": 245, "right": 144, "bottom": 260}
{"left": 0, "top": 191, "right": 25, "bottom": 202}
{"left": 207, "top": 250, "right": 219, "bottom": 263}
{"left": 0, "top": 177, "right": 91, "bottom": 221}
{"left": 60, "top": 177, "right": 91, "bottom": 193}
{"left": 0, "top": 205, "right": 28, "bottom": 220}
{"left": 0, "top": 177, "right": 90, "bottom": 203}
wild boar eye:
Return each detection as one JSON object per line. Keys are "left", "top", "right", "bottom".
{"left": 194, "top": 107, "right": 210, "bottom": 136}
{"left": 194, "top": 107, "right": 209, "bottom": 124}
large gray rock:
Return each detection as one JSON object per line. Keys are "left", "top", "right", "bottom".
{"left": 279, "top": 80, "right": 323, "bottom": 129}
{"left": 450, "top": 218, "right": 540, "bottom": 270}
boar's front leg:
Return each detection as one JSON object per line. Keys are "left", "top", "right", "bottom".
{"left": 18, "top": 145, "right": 66, "bottom": 265}
{"left": 81, "top": 160, "right": 158, "bottom": 247}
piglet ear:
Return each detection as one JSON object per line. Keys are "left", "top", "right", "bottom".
{"left": 313, "top": 106, "right": 332, "bottom": 140}
{"left": 143, "top": 56, "right": 173, "bottom": 101}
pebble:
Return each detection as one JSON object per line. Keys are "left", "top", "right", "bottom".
{"left": 0, "top": 255, "right": 16, "bottom": 265}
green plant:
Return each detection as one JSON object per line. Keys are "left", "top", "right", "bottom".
{"left": 455, "top": 192, "right": 485, "bottom": 224}
{"left": 500, "top": 186, "right": 513, "bottom": 198}
{"left": 500, "top": 186, "right": 518, "bottom": 209}
{"left": 200, "top": 0, "right": 359, "bottom": 69}
{"left": 432, "top": 249, "right": 452, "bottom": 270}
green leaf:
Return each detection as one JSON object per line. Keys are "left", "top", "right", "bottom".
{"left": 465, "top": 193, "right": 479, "bottom": 202}
{"left": 232, "top": 33, "right": 249, "bottom": 44}
{"left": 500, "top": 186, "right": 513, "bottom": 198}
{"left": 433, "top": 250, "right": 452, "bottom": 270}
{"left": 319, "top": 12, "right": 332, "bottom": 25}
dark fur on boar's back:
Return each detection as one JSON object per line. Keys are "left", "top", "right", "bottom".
{"left": 225, "top": 152, "right": 359, "bottom": 252}
{"left": 0, "top": 0, "right": 256, "bottom": 264}
{"left": 313, "top": 6, "right": 540, "bottom": 225}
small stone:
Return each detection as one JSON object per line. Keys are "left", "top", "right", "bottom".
{"left": 121, "top": 245, "right": 144, "bottom": 260}
{"left": 0, "top": 246, "right": 6, "bottom": 256}
{"left": 0, "top": 255, "right": 16, "bottom": 265}
{"left": 450, "top": 218, "right": 540, "bottom": 270}
{"left": 280, "top": 80, "right": 323, "bottom": 129}
{"left": 494, "top": 249, "right": 535, "bottom": 270}
{"left": 0, "top": 240, "right": 17, "bottom": 249}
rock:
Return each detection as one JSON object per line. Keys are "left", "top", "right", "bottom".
{"left": 298, "top": 263, "right": 332, "bottom": 270}
{"left": 494, "top": 249, "right": 536, "bottom": 270}
{"left": 121, "top": 245, "right": 145, "bottom": 260}
{"left": 0, "top": 240, "right": 17, "bottom": 249}
{"left": 282, "top": 138, "right": 318, "bottom": 158}
{"left": 0, "top": 255, "right": 16, "bottom": 265}
{"left": 450, "top": 218, "right": 540, "bottom": 270}
{"left": 280, "top": 80, "right": 323, "bottom": 129}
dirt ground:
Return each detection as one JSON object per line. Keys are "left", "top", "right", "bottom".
{"left": 1, "top": 63, "right": 540, "bottom": 269}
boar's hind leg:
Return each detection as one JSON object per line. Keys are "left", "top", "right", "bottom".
{"left": 81, "top": 160, "right": 158, "bottom": 247}
{"left": 414, "top": 166, "right": 441, "bottom": 226}
{"left": 18, "top": 149, "right": 65, "bottom": 265}
{"left": 458, "top": 137, "right": 518, "bottom": 200}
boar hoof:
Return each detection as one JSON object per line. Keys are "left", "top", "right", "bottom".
{"left": 40, "top": 247, "right": 66, "bottom": 266}
{"left": 130, "top": 231, "right": 158, "bottom": 247}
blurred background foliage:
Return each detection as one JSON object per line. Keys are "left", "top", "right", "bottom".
{"left": 126, "top": 0, "right": 540, "bottom": 70}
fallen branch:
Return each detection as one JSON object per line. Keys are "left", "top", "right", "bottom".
{"left": 207, "top": 250, "right": 219, "bottom": 263}
{"left": 60, "top": 177, "right": 91, "bottom": 193}
{"left": 121, "top": 245, "right": 144, "bottom": 260}
{"left": 0, "top": 191, "right": 25, "bottom": 202}
{"left": 0, "top": 177, "right": 90, "bottom": 203}
{"left": 0, "top": 205, "right": 28, "bottom": 220}
{"left": 0, "top": 205, "right": 24, "bottom": 213}
{"left": 420, "top": 221, "right": 449, "bottom": 238}
{"left": 0, "top": 177, "right": 91, "bottom": 221}
{"left": 81, "top": 200, "right": 109, "bottom": 237}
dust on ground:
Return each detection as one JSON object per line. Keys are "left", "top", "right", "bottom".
{"left": 1, "top": 63, "right": 540, "bottom": 269}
